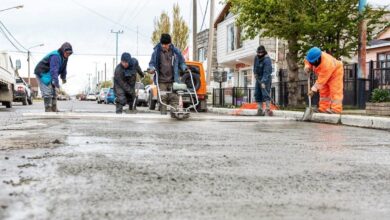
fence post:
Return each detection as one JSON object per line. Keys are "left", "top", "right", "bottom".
{"left": 212, "top": 88, "right": 215, "bottom": 106}
{"left": 279, "top": 69, "right": 283, "bottom": 107}
{"left": 233, "top": 87, "right": 236, "bottom": 106}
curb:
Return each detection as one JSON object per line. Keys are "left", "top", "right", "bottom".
{"left": 208, "top": 107, "right": 390, "bottom": 130}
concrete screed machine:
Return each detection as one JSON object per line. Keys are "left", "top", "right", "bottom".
{"left": 154, "top": 69, "right": 199, "bottom": 120}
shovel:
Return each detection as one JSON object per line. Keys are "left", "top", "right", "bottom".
{"left": 302, "top": 75, "right": 313, "bottom": 121}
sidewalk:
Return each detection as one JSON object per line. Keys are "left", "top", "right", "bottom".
{"left": 208, "top": 107, "right": 390, "bottom": 130}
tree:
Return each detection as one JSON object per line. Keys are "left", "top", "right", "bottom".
{"left": 151, "top": 4, "right": 190, "bottom": 51}
{"left": 100, "top": 80, "right": 113, "bottom": 88}
{"left": 228, "top": 0, "right": 387, "bottom": 106}
{"left": 151, "top": 12, "right": 171, "bottom": 45}
{"left": 172, "top": 3, "right": 190, "bottom": 51}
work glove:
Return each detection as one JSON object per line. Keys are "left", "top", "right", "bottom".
{"left": 308, "top": 90, "right": 316, "bottom": 97}
{"left": 261, "top": 83, "right": 266, "bottom": 89}
{"left": 62, "top": 79, "right": 67, "bottom": 84}
{"left": 147, "top": 68, "right": 155, "bottom": 74}
{"left": 304, "top": 67, "right": 311, "bottom": 75}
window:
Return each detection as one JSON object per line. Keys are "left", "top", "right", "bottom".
{"left": 198, "top": 47, "right": 206, "bottom": 62}
{"left": 227, "top": 24, "right": 243, "bottom": 52}
{"left": 378, "top": 52, "right": 390, "bottom": 68}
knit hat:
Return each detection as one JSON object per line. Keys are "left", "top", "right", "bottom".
{"left": 160, "top": 33, "right": 172, "bottom": 44}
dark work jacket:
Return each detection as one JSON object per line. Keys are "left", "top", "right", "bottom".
{"left": 114, "top": 58, "right": 144, "bottom": 94}
{"left": 253, "top": 55, "right": 272, "bottom": 84}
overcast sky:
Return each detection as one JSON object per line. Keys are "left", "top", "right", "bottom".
{"left": 0, "top": 0, "right": 388, "bottom": 95}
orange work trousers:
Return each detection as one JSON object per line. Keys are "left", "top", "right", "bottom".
{"left": 318, "top": 72, "right": 343, "bottom": 113}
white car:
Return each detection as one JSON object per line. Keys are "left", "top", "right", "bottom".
{"left": 135, "top": 82, "right": 148, "bottom": 106}
{"left": 86, "top": 93, "right": 97, "bottom": 101}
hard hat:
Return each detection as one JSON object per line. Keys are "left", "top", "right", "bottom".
{"left": 306, "top": 47, "right": 322, "bottom": 63}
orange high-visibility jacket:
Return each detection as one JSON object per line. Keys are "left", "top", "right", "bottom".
{"left": 304, "top": 52, "right": 343, "bottom": 91}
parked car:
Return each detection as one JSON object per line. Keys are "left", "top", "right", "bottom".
{"left": 97, "top": 88, "right": 109, "bottom": 104}
{"left": 86, "top": 93, "right": 97, "bottom": 101}
{"left": 13, "top": 76, "right": 33, "bottom": 105}
{"left": 146, "top": 84, "right": 158, "bottom": 110}
{"left": 78, "top": 93, "right": 87, "bottom": 101}
{"left": 104, "top": 88, "right": 116, "bottom": 104}
{"left": 0, "top": 52, "right": 19, "bottom": 108}
{"left": 135, "top": 82, "right": 148, "bottom": 106}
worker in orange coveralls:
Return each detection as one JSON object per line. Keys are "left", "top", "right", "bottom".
{"left": 304, "top": 47, "right": 344, "bottom": 114}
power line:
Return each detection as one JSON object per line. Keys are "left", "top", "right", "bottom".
{"left": 70, "top": 0, "right": 149, "bottom": 40}
{"left": 200, "top": 0, "right": 209, "bottom": 31}
{"left": 0, "top": 21, "right": 27, "bottom": 51}
{"left": 0, "top": 25, "right": 24, "bottom": 52}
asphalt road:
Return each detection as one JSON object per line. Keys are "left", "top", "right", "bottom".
{"left": 1, "top": 101, "right": 390, "bottom": 219}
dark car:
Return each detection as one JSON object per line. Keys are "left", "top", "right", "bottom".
{"left": 13, "top": 77, "right": 33, "bottom": 105}
{"left": 104, "top": 88, "right": 116, "bottom": 104}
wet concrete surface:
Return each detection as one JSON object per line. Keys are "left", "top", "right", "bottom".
{"left": 1, "top": 101, "right": 390, "bottom": 219}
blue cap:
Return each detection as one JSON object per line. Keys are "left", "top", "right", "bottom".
{"left": 306, "top": 47, "right": 322, "bottom": 63}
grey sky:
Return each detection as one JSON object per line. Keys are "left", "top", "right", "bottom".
{"left": 0, "top": 0, "right": 388, "bottom": 95}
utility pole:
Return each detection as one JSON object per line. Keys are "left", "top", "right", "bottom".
{"left": 358, "top": 0, "right": 367, "bottom": 79}
{"left": 193, "top": 0, "right": 197, "bottom": 60}
{"left": 104, "top": 62, "right": 107, "bottom": 82}
{"left": 87, "top": 73, "right": 92, "bottom": 93}
{"left": 136, "top": 26, "right": 139, "bottom": 57}
{"left": 357, "top": 0, "right": 367, "bottom": 109}
{"left": 206, "top": 0, "right": 215, "bottom": 85}
{"left": 111, "top": 30, "right": 124, "bottom": 66}
{"left": 27, "top": 43, "right": 44, "bottom": 85}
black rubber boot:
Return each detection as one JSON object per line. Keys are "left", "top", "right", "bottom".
{"left": 116, "top": 103, "right": 123, "bottom": 114}
{"left": 44, "top": 98, "right": 52, "bottom": 112}
{"left": 51, "top": 98, "right": 59, "bottom": 112}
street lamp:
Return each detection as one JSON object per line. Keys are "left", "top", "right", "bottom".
{"left": 0, "top": 5, "right": 24, "bottom": 13}
{"left": 27, "top": 43, "right": 44, "bottom": 85}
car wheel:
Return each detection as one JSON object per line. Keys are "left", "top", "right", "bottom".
{"left": 22, "top": 96, "right": 27, "bottom": 105}
{"left": 28, "top": 96, "right": 33, "bottom": 105}
{"left": 149, "top": 95, "right": 156, "bottom": 110}
{"left": 4, "top": 101, "right": 12, "bottom": 108}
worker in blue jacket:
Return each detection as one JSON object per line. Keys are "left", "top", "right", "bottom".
{"left": 253, "top": 45, "right": 273, "bottom": 116}
{"left": 35, "top": 42, "right": 72, "bottom": 112}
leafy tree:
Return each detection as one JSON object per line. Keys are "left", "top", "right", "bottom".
{"left": 228, "top": 0, "right": 387, "bottom": 106}
{"left": 151, "top": 4, "right": 189, "bottom": 51}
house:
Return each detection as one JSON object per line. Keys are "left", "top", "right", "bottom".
{"left": 367, "top": 26, "right": 390, "bottom": 68}
{"left": 214, "top": 4, "right": 287, "bottom": 87}
{"left": 213, "top": 3, "right": 288, "bottom": 105}
{"left": 196, "top": 29, "right": 218, "bottom": 74}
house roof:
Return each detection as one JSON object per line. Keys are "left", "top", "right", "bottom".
{"left": 22, "top": 77, "right": 39, "bottom": 87}
{"left": 214, "top": 3, "right": 231, "bottom": 28}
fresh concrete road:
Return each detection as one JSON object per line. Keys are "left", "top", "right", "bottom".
{"left": 1, "top": 101, "right": 390, "bottom": 219}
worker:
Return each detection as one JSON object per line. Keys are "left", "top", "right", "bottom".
{"left": 304, "top": 47, "right": 344, "bottom": 114}
{"left": 34, "top": 42, "right": 72, "bottom": 112}
{"left": 114, "top": 52, "right": 145, "bottom": 114}
{"left": 253, "top": 45, "right": 273, "bottom": 116}
{"left": 148, "top": 33, "right": 187, "bottom": 115}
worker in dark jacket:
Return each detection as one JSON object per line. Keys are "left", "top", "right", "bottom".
{"left": 253, "top": 45, "right": 273, "bottom": 116}
{"left": 148, "top": 33, "right": 187, "bottom": 115}
{"left": 114, "top": 52, "right": 144, "bottom": 114}
{"left": 34, "top": 42, "right": 72, "bottom": 112}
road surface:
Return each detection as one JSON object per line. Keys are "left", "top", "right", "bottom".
{"left": 1, "top": 101, "right": 389, "bottom": 219}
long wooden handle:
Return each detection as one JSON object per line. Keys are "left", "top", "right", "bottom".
{"left": 307, "top": 76, "right": 311, "bottom": 108}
